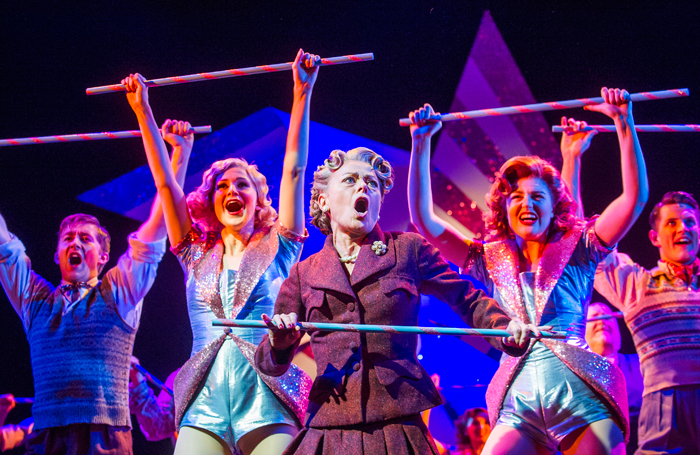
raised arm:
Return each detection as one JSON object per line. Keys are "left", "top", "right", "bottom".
{"left": 124, "top": 74, "right": 192, "bottom": 245}
{"left": 133, "top": 120, "right": 194, "bottom": 243}
{"left": 585, "top": 88, "right": 649, "bottom": 246}
{"left": 277, "top": 49, "right": 320, "bottom": 235}
{"left": 407, "top": 104, "right": 475, "bottom": 267}
{"left": 559, "top": 117, "right": 597, "bottom": 218}
{"left": 102, "top": 121, "right": 193, "bottom": 328}
{"left": 0, "top": 210, "right": 53, "bottom": 324}
{"left": 163, "top": 120, "right": 194, "bottom": 190}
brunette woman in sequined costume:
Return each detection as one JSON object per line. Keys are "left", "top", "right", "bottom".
{"left": 407, "top": 88, "right": 648, "bottom": 455}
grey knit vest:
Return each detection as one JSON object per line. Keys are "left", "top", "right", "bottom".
{"left": 27, "top": 279, "right": 136, "bottom": 429}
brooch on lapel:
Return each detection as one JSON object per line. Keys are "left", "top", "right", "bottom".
{"left": 372, "top": 240, "right": 387, "bottom": 256}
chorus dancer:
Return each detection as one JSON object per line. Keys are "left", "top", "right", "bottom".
{"left": 128, "top": 357, "right": 178, "bottom": 445}
{"left": 585, "top": 303, "right": 643, "bottom": 455}
{"left": 123, "top": 48, "right": 320, "bottom": 455}
{"left": 407, "top": 87, "right": 648, "bottom": 455}
{"left": 452, "top": 407, "right": 492, "bottom": 455}
{"left": 561, "top": 120, "right": 700, "bottom": 455}
{"left": 0, "top": 125, "right": 192, "bottom": 455}
{"left": 255, "top": 147, "right": 540, "bottom": 454}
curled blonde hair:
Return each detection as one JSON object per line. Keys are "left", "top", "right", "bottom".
{"left": 484, "top": 155, "right": 578, "bottom": 241}
{"left": 187, "top": 158, "right": 277, "bottom": 233}
{"left": 310, "top": 147, "right": 394, "bottom": 235}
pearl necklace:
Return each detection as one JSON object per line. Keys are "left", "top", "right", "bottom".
{"left": 338, "top": 251, "right": 359, "bottom": 263}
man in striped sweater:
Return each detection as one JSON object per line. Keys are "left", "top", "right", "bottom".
{"left": 594, "top": 191, "right": 700, "bottom": 454}
{"left": 561, "top": 121, "right": 700, "bottom": 453}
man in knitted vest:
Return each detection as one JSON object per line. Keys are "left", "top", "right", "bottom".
{"left": 594, "top": 192, "right": 700, "bottom": 454}
{"left": 559, "top": 128, "right": 700, "bottom": 454}
{"left": 0, "top": 125, "right": 192, "bottom": 454}
{"left": 0, "top": 210, "right": 164, "bottom": 454}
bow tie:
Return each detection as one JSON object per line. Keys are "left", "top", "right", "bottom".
{"left": 664, "top": 258, "right": 700, "bottom": 285}
{"left": 60, "top": 282, "right": 92, "bottom": 303}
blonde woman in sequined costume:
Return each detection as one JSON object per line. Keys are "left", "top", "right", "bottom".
{"left": 407, "top": 88, "right": 648, "bottom": 455}
{"left": 123, "top": 49, "right": 320, "bottom": 455}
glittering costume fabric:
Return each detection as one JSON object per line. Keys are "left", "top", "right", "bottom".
{"left": 171, "top": 221, "right": 311, "bottom": 451}
{"left": 466, "top": 220, "right": 630, "bottom": 446}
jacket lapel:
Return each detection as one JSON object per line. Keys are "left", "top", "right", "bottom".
{"left": 350, "top": 224, "right": 396, "bottom": 287}
{"left": 307, "top": 234, "right": 356, "bottom": 298}
{"left": 533, "top": 224, "right": 583, "bottom": 325}
{"left": 483, "top": 238, "right": 530, "bottom": 324}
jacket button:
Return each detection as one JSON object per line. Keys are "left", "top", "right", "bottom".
{"left": 349, "top": 342, "right": 358, "bottom": 351}
{"left": 352, "top": 362, "right": 361, "bottom": 371}
{"left": 348, "top": 302, "right": 356, "bottom": 312}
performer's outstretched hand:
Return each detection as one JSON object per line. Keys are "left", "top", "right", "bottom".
{"left": 584, "top": 87, "right": 632, "bottom": 122}
{"left": 503, "top": 321, "right": 553, "bottom": 348}
{"left": 161, "top": 119, "right": 194, "bottom": 150}
{"left": 560, "top": 116, "right": 597, "bottom": 160}
{"left": 409, "top": 103, "right": 442, "bottom": 142}
{"left": 122, "top": 73, "right": 150, "bottom": 114}
{"left": 293, "top": 48, "right": 321, "bottom": 96}
{"left": 262, "top": 312, "right": 302, "bottom": 351}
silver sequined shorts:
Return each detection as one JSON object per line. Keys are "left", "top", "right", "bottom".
{"left": 180, "top": 338, "right": 298, "bottom": 450}
{"left": 497, "top": 343, "right": 613, "bottom": 452}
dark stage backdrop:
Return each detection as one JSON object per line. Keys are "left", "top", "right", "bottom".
{"left": 1, "top": 2, "right": 699, "bottom": 453}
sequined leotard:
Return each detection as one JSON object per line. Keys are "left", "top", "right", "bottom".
{"left": 172, "top": 221, "right": 310, "bottom": 452}
{"left": 466, "top": 220, "right": 630, "bottom": 450}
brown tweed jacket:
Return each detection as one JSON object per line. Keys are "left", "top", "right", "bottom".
{"left": 255, "top": 224, "right": 525, "bottom": 428}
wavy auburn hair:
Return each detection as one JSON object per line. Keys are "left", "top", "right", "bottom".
{"left": 484, "top": 155, "right": 578, "bottom": 241}
{"left": 187, "top": 158, "right": 277, "bottom": 233}
{"left": 310, "top": 147, "right": 394, "bottom": 235}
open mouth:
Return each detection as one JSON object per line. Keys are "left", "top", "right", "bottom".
{"left": 675, "top": 237, "right": 692, "bottom": 245}
{"left": 225, "top": 199, "right": 244, "bottom": 214}
{"left": 354, "top": 197, "right": 369, "bottom": 215}
{"left": 68, "top": 252, "right": 82, "bottom": 266}
{"left": 519, "top": 213, "right": 537, "bottom": 223}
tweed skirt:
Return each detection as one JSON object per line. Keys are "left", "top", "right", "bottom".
{"left": 283, "top": 414, "right": 439, "bottom": 455}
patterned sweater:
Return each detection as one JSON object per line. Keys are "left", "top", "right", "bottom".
{"left": 0, "top": 233, "right": 165, "bottom": 429}
{"left": 595, "top": 251, "right": 700, "bottom": 396}
{"left": 27, "top": 283, "right": 136, "bottom": 428}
